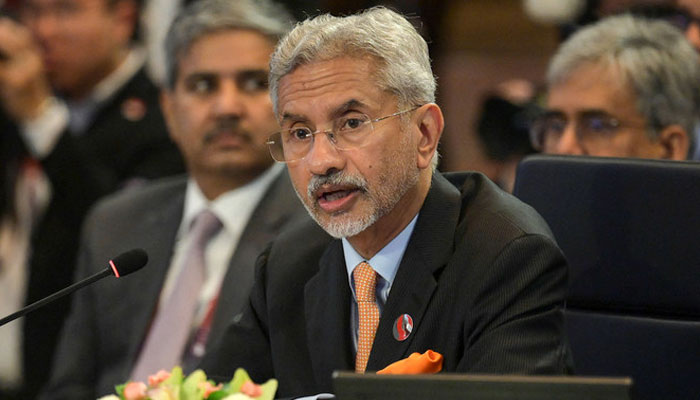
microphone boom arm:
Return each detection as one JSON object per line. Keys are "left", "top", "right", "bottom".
{"left": 0, "top": 268, "right": 112, "bottom": 327}
{"left": 0, "top": 248, "right": 147, "bottom": 327}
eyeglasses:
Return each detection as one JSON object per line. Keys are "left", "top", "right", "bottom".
{"left": 529, "top": 111, "right": 647, "bottom": 152}
{"left": 267, "top": 107, "right": 420, "bottom": 162}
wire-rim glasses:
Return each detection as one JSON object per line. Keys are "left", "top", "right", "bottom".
{"left": 529, "top": 110, "right": 648, "bottom": 152}
{"left": 267, "top": 106, "right": 420, "bottom": 162}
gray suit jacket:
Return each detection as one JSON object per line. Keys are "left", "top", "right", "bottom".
{"left": 41, "top": 169, "right": 308, "bottom": 400}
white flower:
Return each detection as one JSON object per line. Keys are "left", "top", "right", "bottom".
{"left": 97, "top": 396, "right": 120, "bottom": 400}
{"left": 222, "top": 394, "right": 254, "bottom": 400}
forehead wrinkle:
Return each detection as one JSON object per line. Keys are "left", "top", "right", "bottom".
{"left": 277, "top": 59, "right": 381, "bottom": 114}
{"left": 278, "top": 74, "right": 368, "bottom": 105}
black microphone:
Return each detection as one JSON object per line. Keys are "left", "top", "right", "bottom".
{"left": 0, "top": 248, "right": 148, "bottom": 327}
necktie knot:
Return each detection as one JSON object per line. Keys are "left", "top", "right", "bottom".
{"left": 189, "top": 209, "right": 223, "bottom": 249}
{"left": 353, "top": 262, "right": 377, "bottom": 303}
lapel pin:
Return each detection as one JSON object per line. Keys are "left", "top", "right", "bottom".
{"left": 121, "top": 97, "right": 147, "bottom": 122}
{"left": 393, "top": 314, "right": 413, "bottom": 341}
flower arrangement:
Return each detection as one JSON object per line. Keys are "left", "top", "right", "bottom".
{"left": 98, "top": 367, "right": 277, "bottom": 400}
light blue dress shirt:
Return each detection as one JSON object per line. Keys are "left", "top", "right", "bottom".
{"left": 297, "top": 214, "right": 419, "bottom": 400}
{"left": 342, "top": 214, "right": 419, "bottom": 351}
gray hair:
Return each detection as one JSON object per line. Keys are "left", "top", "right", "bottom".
{"left": 269, "top": 6, "right": 436, "bottom": 115}
{"left": 164, "top": 0, "right": 294, "bottom": 89}
{"left": 547, "top": 14, "right": 700, "bottom": 154}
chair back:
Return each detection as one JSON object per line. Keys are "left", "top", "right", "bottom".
{"left": 513, "top": 154, "right": 700, "bottom": 400}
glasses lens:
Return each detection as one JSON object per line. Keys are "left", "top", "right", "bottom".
{"left": 333, "top": 113, "right": 372, "bottom": 150}
{"left": 579, "top": 113, "right": 620, "bottom": 135}
{"left": 576, "top": 113, "right": 624, "bottom": 149}
{"left": 267, "top": 132, "right": 286, "bottom": 162}
{"left": 531, "top": 114, "right": 566, "bottom": 151}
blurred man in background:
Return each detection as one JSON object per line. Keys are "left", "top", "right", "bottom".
{"left": 531, "top": 14, "right": 700, "bottom": 160}
{"left": 0, "top": 0, "right": 183, "bottom": 398}
{"left": 42, "top": 1, "right": 306, "bottom": 399}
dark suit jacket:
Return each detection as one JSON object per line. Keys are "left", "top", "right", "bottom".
{"left": 201, "top": 172, "right": 570, "bottom": 398}
{"left": 1, "top": 67, "right": 185, "bottom": 400}
{"left": 41, "top": 170, "right": 307, "bottom": 400}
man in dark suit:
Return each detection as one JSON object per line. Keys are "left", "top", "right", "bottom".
{"left": 201, "top": 6, "right": 570, "bottom": 398}
{"left": 0, "top": 1, "right": 183, "bottom": 398}
{"left": 39, "top": 1, "right": 304, "bottom": 399}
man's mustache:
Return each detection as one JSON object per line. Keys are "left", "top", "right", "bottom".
{"left": 307, "top": 170, "right": 368, "bottom": 199}
{"left": 203, "top": 118, "right": 252, "bottom": 144}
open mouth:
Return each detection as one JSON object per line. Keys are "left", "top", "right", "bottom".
{"left": 320, "top": 189, "right": 356, "bottom": 202}
{"left": 316, "top": 186, "right": 361, "bottom": 212}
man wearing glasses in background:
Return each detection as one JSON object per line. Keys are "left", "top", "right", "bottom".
{"left": 202, "top": 7, "right": 571, "bottom": 398}
{"left": 531, "top": 14, "right": 700, "bottom": 159}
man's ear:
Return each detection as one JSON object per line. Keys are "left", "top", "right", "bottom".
{"left": 414, "top": 103, "right": 444, "bottom": 169}
{"left": 658, "top": 124, "right": 690, "bottom": 160}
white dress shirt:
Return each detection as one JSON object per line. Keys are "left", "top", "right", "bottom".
{"left": 158, "top": 163, "right": 284, "bottom": 330}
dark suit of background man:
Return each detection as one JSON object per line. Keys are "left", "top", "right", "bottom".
{"left": 0, "top": 0, "right": 185, "bottom": 398}
{"left": 202, "top": 6, "right": 571, "bottom": 398}
{"left": 40, "top": 0, "right": 306, "bottom": 399}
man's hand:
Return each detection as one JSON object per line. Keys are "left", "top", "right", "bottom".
{"left": 0, "top": 17, "right": 52, "bottom": 122}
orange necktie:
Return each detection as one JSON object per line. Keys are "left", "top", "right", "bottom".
{"left": 354, "top": 262, "right": 380, "bottom": 373}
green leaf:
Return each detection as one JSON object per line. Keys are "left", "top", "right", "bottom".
{"left": 257, "top": 378, "right": 279, "bottom": 400}
{"left": 115, "top": 383, "right": 126, "bottom": 400}
{"left": 164, "top": 366, "right": 184, "bottom": 387}
{"left": 228, "top": 368, "right": 252, "bottom": 393}
{"left": 182, "top": 369, "right": 207, "bottom": 400}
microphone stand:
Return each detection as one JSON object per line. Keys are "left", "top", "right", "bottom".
{"left": 0, "top": 268, "right": 112, "bottom": 327}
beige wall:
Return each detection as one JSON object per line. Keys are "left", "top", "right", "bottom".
{"left": 434, "top": 0, "right": 558, "bottom": 177}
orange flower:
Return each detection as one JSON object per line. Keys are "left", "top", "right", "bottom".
{"left": 198, "top": 381, "right": 223, "bottom": 398}
{"left": 240, "top": 380, "right": 263, "bottom": 397}
{"left": 123, "top": 381, "right": 148, "bottom": 400}
{"left": 148, "top": 370, "right": 172, "bottom": 387}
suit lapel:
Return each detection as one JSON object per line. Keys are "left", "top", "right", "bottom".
{"left": 305, "top": 240, "right": 354, "bottom": 389}
{"left": 122, "top": 185, "right": 185, "bottom": 372}
{"left": 367, "top": 173, "right": 461, "bottom": 371}
{"left": 208, "top": 171, "right": 303, "bottom": 350}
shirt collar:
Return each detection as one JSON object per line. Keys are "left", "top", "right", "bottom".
{"left": 180, "top": 163, "right": 284, "bottom": 237}
{"left": 65, "top": 48, "right": 145, "bottom": 109}
{"left": 92, "top": 48, "right": 146, "bottom": 104}
{"left": 342, "top": 213, "right": 419, "bottom": 289}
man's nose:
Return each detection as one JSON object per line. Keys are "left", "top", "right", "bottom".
{"left": 213, "top": 80, "right": 245, "bottom": 116}
{"left": 305, "top": 131, "right": 346, "bottom": 176}
{"left": 552, "top": 125, "right": 586, "bottom": 155}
